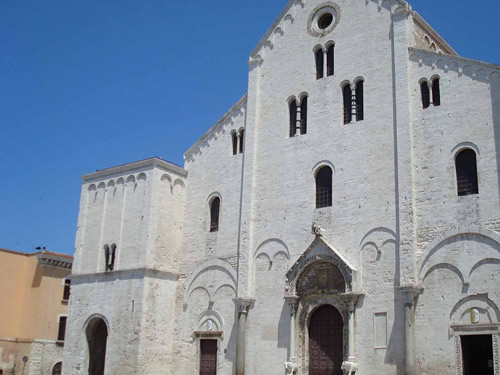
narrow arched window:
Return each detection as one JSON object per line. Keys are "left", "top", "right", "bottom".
{"left": 300, "top": 96, "right": 308, "bottom": 135}
{"left": 432, "top": 77, "right": 441, "bottom": 106}
{"left": 316, "top": 166, "right": 333, "bottom": 208}
{"left": 456, "top": 149, "right": 479, "bottom": 196}
{"left": 343, "top": 84, "right": 352, "bottom": 124}
{"left": 315, "top": 49, "right": 324, "bottom": 80}
{"left": 327, "top": 45, "right": 334, "bottom": 77}
{"left": 231, "top": 131, "right": 238, "bottom": 155}
{"left": 289, "top": 100, "right": 297, "bottom": 137}
{"left": 355, "top": 81, "right": 364, "bottom": 121}
{"left": 421, "top": 81, "right": 430, "bottom": 109}
{"left": 210, "top": 197, "right": 220, "bottom": 232}
{"left": 238, "top": 129, "right": 245, "bottom": 154}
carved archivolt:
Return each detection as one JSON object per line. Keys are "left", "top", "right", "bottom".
{"left": 285, "top": 237, "right": 356, "bottom": 297}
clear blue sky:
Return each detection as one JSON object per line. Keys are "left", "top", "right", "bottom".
{"left": 1, "top": 0, "right": 499, "bottom": 255}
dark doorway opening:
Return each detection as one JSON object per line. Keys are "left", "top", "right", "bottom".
{"left": 461, "top": 335, "right": 494, "bottom": 375}
{"left": 309, "top": 305, "right": 344, "bottom": 375}
{"left": 200, "top": 339, "right": 217, "bottom": 375}
{"left": 87, "top": 318, "right": 108, "bottom": 375}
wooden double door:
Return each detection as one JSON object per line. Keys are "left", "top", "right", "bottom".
{"left": 309, "top": 305, "right": 344, "bottom": 375}
{"left": 200, "top": 339, "right": 217, "bottom": 375}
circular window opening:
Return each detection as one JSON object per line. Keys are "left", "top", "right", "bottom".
{"left": 318, "top": 13, "right": 333, "bottom": 29}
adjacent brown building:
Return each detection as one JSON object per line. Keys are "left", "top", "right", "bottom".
{"left": 0, "top": 249, "right": 73, "bottom": 375}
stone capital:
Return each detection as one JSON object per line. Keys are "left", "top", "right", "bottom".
{"left": 284, "top": 295, "right": 300, "bottom": 315}
{"left": 340, "top": 292, "right": 365, "bottom": 311}
{"left": 398, "top": 284, "right": 424, "bottom": 305}
{"left": 234, "top": 298, "right": 255, "bottom": 313}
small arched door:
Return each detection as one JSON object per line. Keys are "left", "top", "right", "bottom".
{"left": 309, "top": 305, "right": 344, "bottom": 375}
{"left": 52, "top": 362, "right": 62, "bottom": 375}
{"left": 88, "top": 319, "right": 108, "bottom": 375}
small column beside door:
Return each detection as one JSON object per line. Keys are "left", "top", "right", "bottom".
{"left": 284, "top": 296, "right": 300, "bottom": 374}
{"left": 235, "top": 298, "right": 254, "bottom": 375}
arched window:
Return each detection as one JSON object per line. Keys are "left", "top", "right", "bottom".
{"left": 421, "top": 80, "right": 430, "bottom": 109}
{"left": 456, "top": 149, "right": 479, "bottom": 196}
{"left": 238, "top": 129, "right": 244, "bottom": 154}
{"left": 343, "top": 84, "right": 352, "bottom": 124}
{"left": 432, "top": 77, "right": 441, "bottom": 106}
{"left": 355, "top": 80, "right": 364, "bottom": 121}
{"left": 289, "top": 100, "right": 297, "bottom": 137}
{"left": 231, "top": 131, "right": 238, "bottom": 155}
{"left": 300, "top": 96, "right": 308, "bottom": 135}
{"left": 326, "top": 45, "right": 334, "bottom": 77}
{"left": 210, "top": 197, "right": 220, "bottom": 232}
{"left": 52, "top": 362, "right": 62, "bottom": 375}
{"left": 316, "top": 166, "right": 333, "bottom": 208}
{"left": 315, "top": 49, "right": 324, "bottom": 80}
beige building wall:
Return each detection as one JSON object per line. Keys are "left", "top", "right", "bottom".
{"left": 0, "top": 250, "right": 27, "bottom": 339}
{"left": 0, "top": 249, "right": 73, "bottom": 375}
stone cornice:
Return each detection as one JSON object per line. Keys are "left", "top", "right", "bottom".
{"left": 37, "top": 252, "right": 73, "bottom": 270}
{"left": 409, "top": 47, "right": 500, "bottom": 73}
{"left": 184, "top": 95, "right": 247, "bottom": 161}
{"left": 82, "top": 157, "right": 187, "bottom": 182}
{"left": 250, "top": 0, "right": 295, "bottom": 58}
{"left": 412, "top": 11, "right": 457, "bottom": 56}
{"left": 70, "top": 267, "right": 180, "bottom": 281}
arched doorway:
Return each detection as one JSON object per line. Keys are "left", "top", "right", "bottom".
{"left": 309, "top": 305, "right": 344, "bottom": 375}
{"left": 87, "top": 318, "right": 108, "bottom": 375}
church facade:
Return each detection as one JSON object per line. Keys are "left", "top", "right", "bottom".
{"left": 62, "top": 1, "right": 500, "bottom": 374}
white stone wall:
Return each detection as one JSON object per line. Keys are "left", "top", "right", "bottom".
{"left": 28, "top": 341, "right": 64, "bottom": 375}
{"left": 409, "top": 50, "right": 500, "bottom": 375}
{"left": 65, "top": 160, "right": 185, "bottom": 375}
{"left": 63, "top": 0, "right": 500, "bottom": 374}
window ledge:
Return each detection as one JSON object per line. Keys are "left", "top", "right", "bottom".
{"left": 55, "top": 340, "right": 65, "bottom": 347}
{"left": 61, "top": 299, "right": 69, "bottom": 304}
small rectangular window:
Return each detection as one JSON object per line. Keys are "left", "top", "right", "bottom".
{"left": 58, "top": 316, "right": 67, "bottom": 341}
{"left": 63, "top": 279, "right": 71, "bottom": 301}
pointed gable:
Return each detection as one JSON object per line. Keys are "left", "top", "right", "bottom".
{"left": 285, "top": 236, "right": 357, "bottom": 296}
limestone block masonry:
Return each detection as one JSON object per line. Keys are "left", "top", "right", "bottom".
{"left": 63, "top": 1, "right": 500, "bottom": 375}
